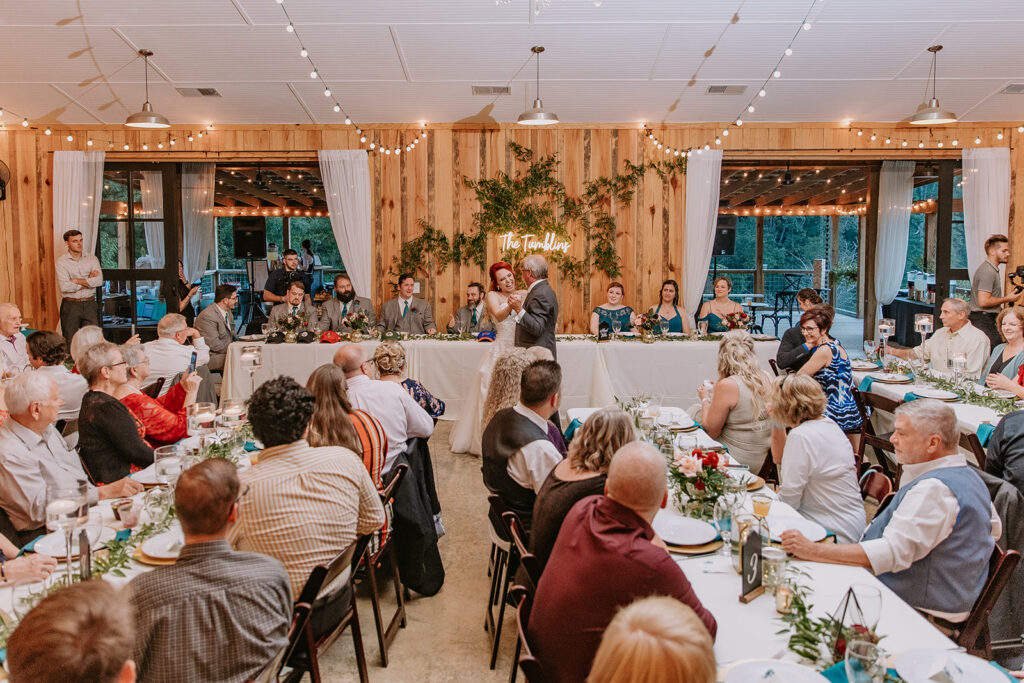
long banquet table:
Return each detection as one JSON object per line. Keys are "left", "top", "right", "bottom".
{"left": 222, "top": 336, "right": 781, "bottom": 420}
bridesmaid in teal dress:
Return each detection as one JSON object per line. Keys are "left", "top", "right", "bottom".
{"left": 698, "top": 276, "right": 744, "bottom": 332}
{"left": 651, "top": 279, "right": 691, "bottom": 334}
{"left": 590, "top": 282, "right": 636, "bottom": 334}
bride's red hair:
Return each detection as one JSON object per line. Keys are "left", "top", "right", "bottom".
{"left": 489, "top": 262, "right": 514, "bottom": 291}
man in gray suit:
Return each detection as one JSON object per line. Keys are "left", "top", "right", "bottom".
{"left": 379, "top": 273, "right": 437, "bottom": 335}
{"left": 322, "top": 273, "right": 376, "bottom": 333}
{"left": 194, "top": 285, "right": 238, "bottom": 373}
{"left": 268, "top": 280, "right": 321, "bottom": 329}
{"left": 511, "top": 254, "right": 558, "bottom": 360}
{"left": 446, "top": 282, "right": 494, "bottom": 335}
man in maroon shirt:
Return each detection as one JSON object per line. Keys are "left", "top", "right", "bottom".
{"left": 528, "top": 441, "right": 717, "bottom": 682}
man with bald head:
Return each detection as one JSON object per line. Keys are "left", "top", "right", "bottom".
{"left": 528, "top": 441, "right": 716, "bottom": 682}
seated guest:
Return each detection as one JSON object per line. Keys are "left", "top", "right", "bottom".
{"left": 322, "top": 272, "right": 377, "bottom": 333}
{"left": 985, "top": 409, "right": 1024, "bottom": 497}
{"left": 379, "top": 272, "right": 437, "bottom": 335}
{"left": 770, "top": 374, "right": 865, "bottom": 543}
{"left": 69, "top": 324, "right": 105, "bottom": 369}
{"left": 887, "top": 297, "right": 990, "bottom": 381}
{"left": 114, "top": 345, "right": 201, "bottom": 447}
{"left": 652, "top": 279, "right": 691, "bottom": 335}
{"left": 776, "top": 289, "right": 824, "bottom": 371}
{"left": 695, "top": 330, "right": 773, "bottom": 469}
{"left": 590, "top": 282, "right": 636, "bottom": 335}
{"left": 335, "top": 344, "right": 434, "bottom": 475}
{"left": 588, "top": 596, "right": 717, "bottom": 683}
{"left": 481, "top": 359, "right": 564, "bottom": 529}
{"left": 697, "top": 276, "right": 742, "bottom": 333}
{"left": 373, "top": 341, "right": 445, "bottom": 419}
{"left": 262, "top": 248, "right": 312, "bottom": 305}
{"left": 797, "top": 306, "right": 862, "bottom": 446}
{"left": 267, "top": 280, "right": 321, "bottom": 329}
{"left": 531, "top": 406, "right": 634, "bottom": 571}
{"left": 481, "top": 347, "right": 565, "bottom": 455}
{"left": 130, "top": 459, "right": 291, "bottom": 683}
{"left": 0, "top": 303, "right": 29, "bottom": 375}
{"left": 529, "top": 442, "right": 716, "bottom": 682}
{"left": 142, "top": 313, "right": 211, "bottom": 398}
{"left": 0, "top": 372, "right": 141, "bottom": 539}
{"left": 983, "top": 307, "right": 1024, "bottom": 398}
{"left": 193, "top": 284, "right": 238, "bottom": 373}
{"left": 7, "top": 580, "right": 136, "bottom": 683}
{"left": 447, "top": 281, "right": 494, "bottom": 335}
{"left": 0, "top": 530, "right": 57, "bottom": 582}
{"left": 782, "top": 399, "right": 1000, "bottom": 622}
{"left": 77, "top": 342, "right": 155, "bottom": 484}
{"left": 27, "top": 330, "right": 87, "bottom": 421}
{"left": 231, "top": 376, "right": 385, "bottom": 602}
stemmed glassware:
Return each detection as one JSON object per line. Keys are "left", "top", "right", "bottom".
{"left": 862, "top": 339, "right": 879, "bottom": 363}
{"left": 877, "top": 318, "right": 895, "bottom": 362}
{"left": 950, "top": 352, "right": 968, "bottom": 389}
{"left": 659, "top": 318, "right": 670, "bottom": 337}
{"left": 239, "top": 345, "right": 262, "bottom": 395}
{"left": 154, "top": 445, "right": 187, "bottom": 487}
{"left": 46, "top": 483, "right": 87, "bottom": 586}
{"left": 844, "top": 641, "right": 886, "bottom": 683}
{"left": 611, "top": 319, "right": 622, "bottom": 339}
{"left": 187, "top": 402, "right": 217, "bottom": 453}
{"left": 914, "top": 313, "right": 933, "bottom": 347}
{"left": 697, "top": 320, "right": 709, "bottom": 337}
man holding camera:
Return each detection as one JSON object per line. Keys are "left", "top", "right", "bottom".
{"left": 970, "top": 234, "right": 1019, "bottom": 348}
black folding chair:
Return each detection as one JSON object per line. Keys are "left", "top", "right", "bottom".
{"left": 761, "top": 290, "right": 799, "bottom": 336}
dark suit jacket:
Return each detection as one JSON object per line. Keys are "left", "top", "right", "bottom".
{"left": 515, "top": 279, "right": 558, "bottom": 359}
{"left": 322, "top": 297, "right": 376, "bottom": 332}
{"left": 776, "top": 324, "right": 812, "bottom": 371}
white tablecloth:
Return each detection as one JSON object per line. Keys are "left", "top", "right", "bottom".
{"left": 851, "top": 370, "right": 1001, "bottom": 434}
{"left": 223, "top": 338, "right": 780, "bottom": 421}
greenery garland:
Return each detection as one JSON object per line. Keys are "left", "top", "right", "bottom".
{"left": 391, "top": 142, "right": 687, "bottom": 288}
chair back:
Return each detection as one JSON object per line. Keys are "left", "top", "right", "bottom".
{"left": 852, "top": 387, "right": 902, "bottom": 480}
{"left": 859, "top": 469, "right": 894, "bottom": 505}
{"left": 959, "top": 432, "right": 987, "bottom": 471}
{"left": 509, "top": 585, "right": 549, "bottom": 683}
{"left": 503, "top": 511, "right": 541, "bottom": 592}
{"left": 295, "top": 534, "right": 372, "bottom": 608}
{"left": 381, "top": 463, "right": 408, "bottom": 506}
{"left": 957, "top": 544, "right": 1022, "bottom": 658}
{"left": 252, "top": 260, "right": 271, "bottom": 291}
{"left": 488, "top": 494, "right": 513, "bottom": 545}
{"left": 756, "top": 450, "right": 779, "bottom": 487}
{"left": 768, "top": 358, "right": 782, "bottom": 377}
{"left": 142, "top": 377, "right": 166, "bottom": 398}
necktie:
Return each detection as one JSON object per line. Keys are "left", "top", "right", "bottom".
{"left": 471, "top": 307, "right": 478, "bottom": 325}
{"left": 292, "top": 306, "right": 298, "bottom": 315}
{"left": 342, "top": 303, "right": 348, "bottom": 317}
{"left": 402, "top": 301, "right": 409, "bottom": 318}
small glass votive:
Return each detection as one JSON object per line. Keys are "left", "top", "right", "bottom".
{"left": 775, "top": 584, "right": 794, "bottom": 614}
{"left": 762, "top": 546, "right": 787, "bottom": 593}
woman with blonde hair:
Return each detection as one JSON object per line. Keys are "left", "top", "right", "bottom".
{"left": 588, "top": 596, "right": 716, "bottom": 683}
{"left": 769, "top": 373, "right": 865, "bottom": 543}
{"left": 373, "top": 341, "right": 445, "bottom": 419}
{"left": 481, "top": 347, "right": 535, "bottom": 430}
{"left": 530, "top": 407, "right": 635, "bottom": 570}
{"left": 983, "top": 306, "right": 1024, "bottom": 398}
{"left": 695, "top": 330, "right": 773, "bottom": 469}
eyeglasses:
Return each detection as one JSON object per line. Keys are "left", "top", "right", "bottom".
{"left": 107, "top": 361, "right": 127, "bottom": 369}
{"left": 800, "top": 326, "right": 818, "bottom": 332}
{"left": 235, "top": 485, "right": 250, "bottom": 504}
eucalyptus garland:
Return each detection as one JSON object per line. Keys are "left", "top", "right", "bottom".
{"left": 915, "top": 370, "right": 1018, "bottom": 415}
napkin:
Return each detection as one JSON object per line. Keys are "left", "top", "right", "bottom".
{"left": 858, "top": 376, "right": 875, "bottom": 392}
{"left": 977, "top": 423, "right": 996, "bottom": 447}
{"left": 115, "top": 529, "right": 132, "bottom": 542}
{"left": 244, "top": 441, "right": 259, "bottom": 452}
{"left": 563, "top": 419, "right": 583, "bottom": 444}
{"left": 904, "top": 392, "right": 920, "bottom": 402}
{"left": 18, "top": 534, "right": 45, "bottom": 555}
{"left": 821, "top": 662, "right": 899, "bottom": 682}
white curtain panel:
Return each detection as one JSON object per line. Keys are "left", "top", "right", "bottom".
{"left": 52, "top": 151, "right": 105, "bottom": 275}
{"left": 874, "top": 160, "right": 916, "bottom": 311}
{"left": 181, "top": 163, "right": 216, "bottom": 281}
{"left": 962, "top": 148, "right": 1010, "bottom": 277}
{"left": 682, "top": 149, "right": 723, "bottom": 315}
{"left": 139, "top": 171, "right": 165, "bottom": 268}
{"left": 318, "top": 150, "right": 372, "bottom": 296}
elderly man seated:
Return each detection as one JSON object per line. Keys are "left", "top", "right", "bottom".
{"left": 886, "top": 298, "right": 990, "bottom": 381}
{"left": 0, "top": 372, "right": 141, "bottom": 542}
{"left": 143, "top": 313, "right": 212, "bottom": 399}
{"left": 782, "top": 399, "right": 1000, "bottom": 623}
{"left": 0, "top": 303, "right": 30, "bottom": 376}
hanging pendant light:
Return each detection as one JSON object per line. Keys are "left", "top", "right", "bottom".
{"left": 125, "top": 49, "right": 170, "bottom": 128}
{"left": 909, "top": 45, "right": 957, "bottom": 125}
{"left": 517, "top": 46, "right": 558, "bottom": 126}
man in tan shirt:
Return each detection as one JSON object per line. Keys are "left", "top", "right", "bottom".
{"left": 887, "top": 298, "right": 990, "bottom": 381}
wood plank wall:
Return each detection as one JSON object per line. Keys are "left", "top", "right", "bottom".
{"left": 0, "top": 123, "right": 1021, "bottom": 332}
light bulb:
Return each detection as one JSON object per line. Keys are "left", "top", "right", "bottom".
{"left": 170, "top": 138, "right": 176, "bottom": 145}
{"left": 975, "top": 136, "right": 982, "bottom": 144}
{"left": 198, "top": 131, "right": 203, "bottom": 137}
{"left": 142, "top": 143, "right": 148, "bottom": 150}
{"left": 333, "top": 104, "right": 341, "bottom": 113}
{"left": 394, "top": 148, "right": 401, "bottom": 155}
{"left": 748, "top": 105, "right": 755, "bottom": 113}
{"left": 704, "top": 143, "right": 710, "bottom": 150}
{"left": 952, "top": 139, "right": 958, "bottom": 146}
{"left": 385, "top": 148, "right": 391, "bottom": 154}
{"left": 44, "top": 128, "right": 51, "bottom": 135}
{"left": 300, "top": 47, "right": 308, "bottom": 57}
{"left": 188, "top": 135, "right": 194, "bottom": 141}
{"left": 406, "top": 145, "right": 411, "bottom": 152}
{"left": 937, "top": 141, "right": 943, "bottom": 147}
{"left": 157, "top": 142, "right": 163, "bottom": 148}
{"left": 785, "top": 47, "right": 793, "bottom": 56}
{"left": 123, "top": 143, "right": 130, "bottom": 150}
{"left": 857, "top": 130, "right": 862, "bottom": 136}
{"left": 344, "top": 117, "right": 351, "bottom": 125}
{"left": 1019, "top": 125, "right": 1024, "bottom": 133}
{"left": 884, "top": 137, "right": 891, "bottom": 144}
{"left": 997, "top": 131, "right": 1004, "bottom": 140}
{"left": 715, "top": 137, "right": 721, "bottom": 145}
{"left": 310, "top": 70, "right": 318, "bottom": 79}
{"left": 369, "top": 142, "right": 375, "bottom": 149}
{"left": 87, "top": 138, "right": 93, "bottom": 146}
{"left": 323, "top": 88, "right": 330, "bottom": 97}
{"left": 736, "top": 118, "right": 743, "bottom": 126}
{"left": 758, "top": 89, "right": 766, "bottom": 97}
{"left": 803, "top": 22, "right": 811, "bottom": 30}
{"left": 918, "top": 141, "right": 924, "bottom": 148}
{"left": 722, "top": 129, "right": 729, "bottom": 136}
{"left": 772, "top": 70, "right": 781, "bottom": 78}
{"left": 286, "top": 23, "right": 294, "bottom": 32}
{"left": 657, "top": 143, "right": 662, "bottom": 149}
{"left": 66, "top": 134, "right": 73, "bottom": 141}
{"left": 421, "top": 131, "right": 426, "bottom": 138}
{"left": 21, "top": 118, "right": 28, "bottom": 127}
{"left": 360, "top": 135, "right": 366, "bottom": 142}
{"left": 901, "top": 140, "right": 907, "bottom": 147}
{"left": 870, "top": 134, "right": 877, "bottom": 141}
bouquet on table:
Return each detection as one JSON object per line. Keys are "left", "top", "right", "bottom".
{"left": 723, "top": 310, "right": 750, "bottom": 330}
{"left": 668, "top": 446, "right": 731, "bottom": 520}
{"left": 276, "top": 311, "right": 309, "bottom": 333}
{"left": 634, "top": 307, "right": 660, "bottom": 333}
{"left": 343, "top": 309, "right": 371, "bottom": 332}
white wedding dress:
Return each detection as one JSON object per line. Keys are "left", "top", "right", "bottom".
{"left": 448, "top": 300, "right": 517, "bottom": 455}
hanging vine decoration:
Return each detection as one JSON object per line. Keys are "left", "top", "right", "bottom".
{"left": 391, "top": 142, "right": 687, "bottom": 289}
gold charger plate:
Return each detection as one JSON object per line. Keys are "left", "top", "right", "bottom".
{"left": 667, "top": 538, "right": 723, "bottom": 556}
{"left": 132, "top": 546, "right": 177, "bottom": 566}
{"left": 746, "top": 475, "right": 766, "bottom": 491}
{"left": 669, "top": 424, "right": 699, "bottom": 432}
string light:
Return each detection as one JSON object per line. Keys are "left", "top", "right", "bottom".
{"left": 44, "top": 127, "right": 51, "bottom": 135}
{"left": 65, "top": 134, "right": 73, "bottom": 142}
{"left": 996, "top": 131, "right": 1004, "bottom": 140}
{"left": 975, "top": 136, "right": 982, "bottom": 144}
{"left": 21, "top": 118, "right": 28, "bottom": 127}
{"left": 951, "top": 139, "right": 958, "bottom": 146}
{"left": 87, "top": 138, "right": 93, "bottom": 146}
{"left": 772, "top": 69, "right": 782, "bottom": 78}
{"left": 300, "top": 47, "right": 308, "bottom": 57}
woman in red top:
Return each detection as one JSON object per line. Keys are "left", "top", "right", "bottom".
{"left": 113, "top": 344, "right": 202, "bottom": 447}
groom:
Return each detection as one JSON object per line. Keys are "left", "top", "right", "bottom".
{"left": 510, "top": 254, "right": 558, "bottom": 360}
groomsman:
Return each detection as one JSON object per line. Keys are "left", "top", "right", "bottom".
{"left": 194, "top": 285, "right": 239, "bottom": 372}
{"left": 447, "top": 282, "right": 493, "bottom": 334}
{"left": 268, "top": 281, "right": 321, "bottom": 328}
{"left": 55, "top": 230, "right": 102, "bottom": 342}
{"left": 322, "top": 273, "right": 376, "bottom": 333}
{"left": 379, "top": 273, "right": 436, "bottom": 335}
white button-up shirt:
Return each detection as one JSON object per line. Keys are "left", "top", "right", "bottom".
{"left": 913, "top": 321, "right": 991, "bottom": 381}
{"left": 859, "top": 452, "right": 1001, "bottom": 621}
{"left": 505, "top": 403, "right": 562, "bottom": 493}
{"left": 33, "top": 365, "right": 88, "bottom": 421}
{"left": 344, "top": 374, "right": 434, "bottom": 473}
{"left": 142, "top": 336, "right": 210, "bottom": 396}
{"left": 55, "top": 252, "right": 103, "bottom": 300}
{"left": 0, "top": 333, "right": 29, "bottom": 375}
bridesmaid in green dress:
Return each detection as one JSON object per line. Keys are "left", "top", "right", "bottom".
{"left": 651, "top": 279, "right": 691, "bottom": 334}
{"left": 590, "top": 282, "right": 636, "bottom": 334}
{"left": 698, "top": 276, "right": 743, "bottom": 333}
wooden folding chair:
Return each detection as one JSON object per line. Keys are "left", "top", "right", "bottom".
{"left": 768, "top": 358, "right": 783, "bottom": 377}
{"left": 852, "top": 387, "right": 903, "bottom": 482}
{"left": 503, "top": 511, "right": 541, "bottom": 683}
{"left": 959, "top": 431, "right": 987, "bottom": 471}
{"left": 283, "top": 535, "right": 373, "bottom": 683}
{"left": 930, "top": 544, "right": 1021, "bottom": 659}
{"left": 360, "top": 463, "right": 409, "bottom": 667}
{"left": 246, "top": 613, "right": 302, "bottom": 683}
{"left": 509, "top": 586, "right": 549, "bottom": 683}
{"left": 486, "top": 494, "right": 518, "bottom": 670}
{"left": 859, "top": 469, "right": 894, "bottom": 509}
{"left": 142, "top": 377, "right": 166, "bottom": 398}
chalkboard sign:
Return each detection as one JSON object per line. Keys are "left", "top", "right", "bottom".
{"left": 79, "top": 528, "right": 92, "bottom": 580}
{"left": 597, "top": 321, "right": 610, "bottom": 342}
{"left": 739, "top": 530, "right": 764, "bottom": 603}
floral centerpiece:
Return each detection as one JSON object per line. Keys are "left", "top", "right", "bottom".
{"left": 723, "top": 310, "right": 750, "bottom": 330}
{"left": 343, "top": 309, "right": 371, "bottom": 341}
{"left": 634, "top": 307, "right": 660, "bottom": 343}
{"left": 276, "top": 311, "right": 308, "bottom": 343}
{"left": 668, "top": 446, "right": 732, "bottom": 520}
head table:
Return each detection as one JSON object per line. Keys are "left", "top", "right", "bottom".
{"left": 221, "top": 336, "right": 781, "bottom": 421}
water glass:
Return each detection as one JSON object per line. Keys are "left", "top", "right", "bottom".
{"left": 862, "top": 339, "right": 879, "bottom": 361}
{"left": 712, "top": 497, "right": 734, "bottom": 558}
{"left": 761, "top": 547, "right": 787, "bottom": 592}
{"left": 878, "top": 318, "right": 895, "bottom": 340}
{"left": 844, "top": 640, "right": 886, "bottom": 683}
{"left": 46, "top": 483, "right": 86, "bottom": 585}
{"left": 659, "top": 318, "right": 670, "bottom": 336}
{"left": 675, "top": 434, "right": 698, "bottom": 454}
{"left": 647, "top": 394, "right": 663, "bottom": 420}
{"left": 218, "top": 398, "right": 246, "bottom": 426}
{"left": 154, "top": 445, "right": 187, "bottom": 486}
{"left": 697, "top": 320, "right": 709, "bottom": 337}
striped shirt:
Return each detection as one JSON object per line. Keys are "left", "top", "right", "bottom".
{"left": 230, "top": 439, "right": 386, "bottom": 595}
{"left": 350, "top": 409, "right": 392, "bottom": 545}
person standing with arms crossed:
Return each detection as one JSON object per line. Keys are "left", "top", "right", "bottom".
{"left": 55, "top": 230, "right": 102, "bottom": 343}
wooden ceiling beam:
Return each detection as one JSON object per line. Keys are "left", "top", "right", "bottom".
{"left": 213, "top": 184, "right": 261, "bottom": 207}
{"left": 230, "top": 169, "right": 315, "bottom": 207}
{"left": 218, "top": 175, "right": 288, "bottom": 208}
{"left": 725, "top": 175, "right": 787, "bottom": 205}
{"left": 779, "top": 169, "right": 861, "bottom": 206}
{"left": 807, "top": 176, "right": 867, "bottom": 205}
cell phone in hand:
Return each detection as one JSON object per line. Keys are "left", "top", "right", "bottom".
{"left": 189, "top": 351, "right": 198, "bottom": 373}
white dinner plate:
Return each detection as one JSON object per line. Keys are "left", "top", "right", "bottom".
{"left": 867, "top": 371, "right": 913, "bottom": 384}
{"left": 894, "top": 649, "right": 1007, "bottom": 683}
{"left": 35, "top": 526, "right": 115, "bottom": 558}
{"left": 619, "top": 331, "right": 636, "bottom": 337}
{"left": 141, "top": 529, "right": 185, "bottom": 560}
{"left": 750, "top": 334, "right": 777, "bottom": 342}
{"left": 851, "top": 360, "right": 880, "bottom": 371}
{"left": 728, "top": 469, "right": 756, "bottom": 487}
{"left": 767, "top": 514, "right": 827, "bottom": 543}
{"left": 912, "top": 387, "right": 959, "bottom": 401}
{"left": 651, "top": 511, "right": 718, "bottom": 546}
{"left": 725, "top": 660, "right": 828, "bottom": 683}
{"left": 131, "top": 465, "right": 159, "bottom": 485}
{"left": 990, "top": 389, "right": 1017, "bottom": 399}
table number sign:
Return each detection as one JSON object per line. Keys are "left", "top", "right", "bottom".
{"left": 597, "top": 321, "right": 610, "bottom": 342}
{"left": 739, "top": 529, "right": 764, "bottom": 603}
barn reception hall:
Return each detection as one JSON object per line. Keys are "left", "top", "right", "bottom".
{"left": 2, "top": 0, "right": 1024, "bottom": 681}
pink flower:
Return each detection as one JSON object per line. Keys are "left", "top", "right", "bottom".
{"left": 677, "top": 456, "right": 702, "bottom": 477}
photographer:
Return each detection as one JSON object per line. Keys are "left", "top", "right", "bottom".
{"left": 262, "top": 249, "right": 312, "bottom": 305}
{"left": 970, "top": 234, "right": 1019, "bottom": 348}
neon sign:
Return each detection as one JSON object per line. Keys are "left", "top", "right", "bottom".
{"left": 497, "top": 231, "right": 571, "bottom": 254}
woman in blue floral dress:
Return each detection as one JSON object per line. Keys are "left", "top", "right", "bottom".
{"left": 797, "top": 306, "right": 862, "bottom": 448}
{"left": 590, "top": 282, "right": 636, "bottom": 335}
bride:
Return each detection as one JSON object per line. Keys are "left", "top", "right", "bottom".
{"left": 449, "top": 261, "right": 524, "bottom": 455}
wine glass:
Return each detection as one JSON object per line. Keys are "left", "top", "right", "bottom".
{"left": 849, "top": 584, "right": 883, "bottom": 632}
{"left": 751, "top": 493, "right": 773, "bottom": 518}
{"left": 950, "top": 352, "right": 968, "bottom": 388}
{"left": 260, "top": 322, "right": 269, "bottom": 336}
{"left": 647, "top": 394, "right": 663, "bottom": 421}
{"left": 46, "top": 483, "right": 86, "bottom": 586}
{"left": 844, "top": 640, "right": 886, "bottom": 683}
{"left": 154, "top": 445, "right": 187, "bottom": 487}
{"left": 697, "top": 320, "right": 709, "bottom": 337}
{"left": 878, "top": 318, "right": 895, "bottom": 359}
{"left": 862, "top": 339, "right": 879, "bottom": 362}
{"left": 611, "top": 319, "right": 622, "bottom": 339}
{"left": 659, "top": 318, "right": 670, "bottom": 336}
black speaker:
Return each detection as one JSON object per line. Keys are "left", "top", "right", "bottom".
{"left": 233, "top": 216, "right": 267, "bottom": 259}
{"left": 713, "top": 215, "right": 736, "bottom": 256}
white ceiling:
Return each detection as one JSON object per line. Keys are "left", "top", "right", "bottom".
{"left": 0, "top": 0, "right": 1022, "bottom": 126}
